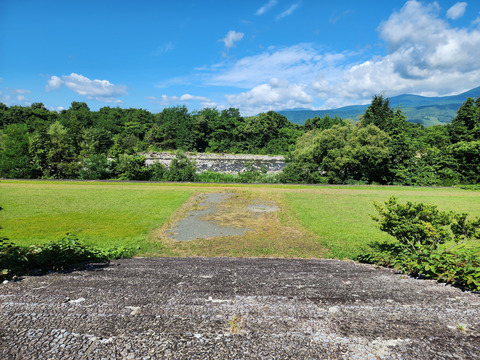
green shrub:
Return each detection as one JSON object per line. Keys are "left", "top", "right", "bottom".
{"left": 114, "top": 154, "right": 151, "bottom": 180}
{"left": 1, "top": 233, "right": 134, "bottom": 280}
{"left": 372, "top": 197, "right": 453, "bottom": 252}
{"left": 79, "top": 154, "right": 113, "bottom": 180}
{"left": 278, "top": 161, "right": 325, "bottom": 184}
{"left": 150, "top": 161, "right": 168, "bottom": 181}
{"left": 194, "top": 171, "right": 237, "bottom": 183}
{"left": 164, "top": 150, "right": 196, "bottom": 182}
{"left": 357, "top": 197, "right": 480, "bottom": 291}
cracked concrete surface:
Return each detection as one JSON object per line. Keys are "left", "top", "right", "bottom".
{"left": 1, "top": 257, "right": 480, "bottom": 359}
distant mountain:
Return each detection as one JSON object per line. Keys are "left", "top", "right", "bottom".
{"left": 279, "top": 86, "right": 480, "bottom": 126}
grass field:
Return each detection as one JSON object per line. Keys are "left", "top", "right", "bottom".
{"left": 1, "top": 180, "right": 479, "bottom": 259}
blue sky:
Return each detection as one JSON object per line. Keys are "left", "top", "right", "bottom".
{"left": 1, "top": 0, "right": 480, "bottom": 115}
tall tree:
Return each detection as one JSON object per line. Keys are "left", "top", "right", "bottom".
{"left": 0, "top": 124, "right": 37, "bottom": 178}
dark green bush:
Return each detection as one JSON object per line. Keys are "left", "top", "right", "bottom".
{"left": 163, "top": 150, "right": 196, "bottom": 182}
{"left": 114, "top": 154, "right": 151, "bottom": 180}
{"left": 194, "top": 171, "right": 238, "bottom": 183}
{"left": 150, "top": 161, "right": 167, "bottom": 181}
{"left": 79, "top": 154, "right": 113, "bottom": 180}
{"left": 357, "top": 197, "right": 480, "bottom": 291}
{"left": 1, "top": 233, "right": 134, "bottom": 280}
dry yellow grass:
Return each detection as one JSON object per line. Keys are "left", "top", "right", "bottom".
{"left": 149, "top": 189, "right": 327, "bottom": 258}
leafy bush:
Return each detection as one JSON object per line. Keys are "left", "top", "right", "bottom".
{"left": 194, "top": 171, "right": 238, "bottom": 183}
{"left": 278, "top": 161, "right": 326, "bottom": 184}
{"left": 372, "top": 197, "right": 453, "bottom": 252}
{"left": 150, "top": 161, "right": 167, "bottom": 181}
{"left": 357, "top": 242, "right": 480, "bottom": 291}
{"left": 357, "top": 197, "right": 480, "bottom": 291}
{"left": 237, "top": 163, "right": 268, "bottom": 183}
{"left": 163, "top": 150, "right": 196, "bottom": 182}
{"left": 194, "top": 163, "right": 281, "bottom": 184}
{"left": 1, "top": 233, "right": 134, "bottom": 280}
{"left": 457, "top": 184, "right": 480, "bottom": 191}
{"left": 79, "top": 154, "right": 113, "bottom": 180}
{"left": 114, "top": 154, "right": 151, "bottom": 180}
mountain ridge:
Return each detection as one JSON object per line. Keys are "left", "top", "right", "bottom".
{"left": 278, "top": 86, "right": 480, "bottom": 126}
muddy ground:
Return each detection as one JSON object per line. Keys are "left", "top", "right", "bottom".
{"left": 1, "top": 257, "right": 480, "bottom": 359}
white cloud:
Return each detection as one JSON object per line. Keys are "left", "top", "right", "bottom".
{"left": 322, "top": 0, "right": 480, "bottom": 104}
{"left": 208, "top": 44, "right": 346, "bottom": 89}
{"left": 447, "top": 2, "right": 467, "bottom": 20}
{"left": 46, "top": 73, "right": 127, "bottom": 103}
{"left": 276, "top": 2, "right": 301, "bottom": 20}
{"left": 220, "top": 30, "right": 244, "bottom": 51}
{"left": 0, "top": 89, "right": 30, "bottom": 106}
{"left": 198, "top": 0, "right": 480, "bottom": 114}
{"left": 0, "top": 91, "right": 11, "bottom": 105}
{"left": 155, "top": 42, "right": 174, "bottom": 55}
{"left": 6, "top": 88, "right": 31, "bottom": 94}
{"left": 256, "top": 0, "right": 277, "bottom": 15}
{"left": 148, "top": 94, "right": 216, "bottom": 108}
{"left": 225, "top": 78, "right": 313, "bottom": 115}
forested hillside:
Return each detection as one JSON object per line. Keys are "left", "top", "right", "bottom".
{"left": 281, "top": 95, "right": 480, "bottom": 186}
{"left": 279, "top": 86, "right": 480, "bottom": 126}
{"left": 0, "top": 94, "right": 479, "bottom": 186}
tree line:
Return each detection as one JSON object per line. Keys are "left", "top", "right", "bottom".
{"left": 281, "top": 95, "right": 480, "bottom": 186}
{"left": 0, "top": 95, "right": 479, "bottom": 185}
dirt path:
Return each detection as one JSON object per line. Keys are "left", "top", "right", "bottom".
{"left": 1, "top": 257, "right": 480, "bottom": 359}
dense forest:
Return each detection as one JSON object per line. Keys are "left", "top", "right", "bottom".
{"left": 0, "top": 95, "right": 479, "bottom": 185}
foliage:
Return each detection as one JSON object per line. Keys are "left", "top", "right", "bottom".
{"left": 114, "top": 154, "right": 151, "bottom": 180}
{"left": 194, "top": 168, "right": 280, "bottom": 184}
{"left": 372, "top": 197, "right": 454, "bottom": 252}
{"left": 194, "top": 171, "right": 238, "bottom": 183}
{"left": 284, "top": 123, "right": 391, "bottom": 184}
{"left": 448, "top": 97, "right": 480, "bottom": 143}
{"left": 149, "top": 161, "right": 168, "bottom": 181}
{"left": 1, "top": 94, "right": 480, "bottom": 186}
{"left": 163, "top": 150, "right": 196, "bottom": 182}
{"left": 358, "top": 197, "right": 480, "bottom": 291}
{"left": 304, "top": 115, "right": 345, "bottom": 131}
{"left": 1, "top": 233, "right": 133, "bottom": 280}
{"left": 79, "top": 154, "right": 113, "bottom": 180}
{"left": 0, "top": 123, "right": 37, "bottom": 178}
{"left": 357, "top": 242, "right": 480, "bottom": 291}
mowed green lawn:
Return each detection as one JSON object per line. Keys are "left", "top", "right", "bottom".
{"left": 1, "top": 180, "right": 479, "bottom": 259}
{"left": 284, "top": 186, "right": 480, "bottom": 258}
{"left": 0, "top": 181, "right": 194, "bottom": 253}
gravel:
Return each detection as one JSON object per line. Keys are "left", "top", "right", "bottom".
{"left": 1, "top": 257, "right": 479, "bottom": 359}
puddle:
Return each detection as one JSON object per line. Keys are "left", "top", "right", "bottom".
{"left": 247, "top": 204, "right": 279, "bottom": 213}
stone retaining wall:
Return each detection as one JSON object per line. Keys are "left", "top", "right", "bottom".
{"left": 144, "top": 152, "right": 286, "bottom": 174}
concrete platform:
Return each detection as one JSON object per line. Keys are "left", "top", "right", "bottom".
{"left": 1, "top": 257, "right": 479, "bottom": 359}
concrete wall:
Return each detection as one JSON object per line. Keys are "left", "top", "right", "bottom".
{"left": 144, "top": 153, "right": 286, "bottom": 174}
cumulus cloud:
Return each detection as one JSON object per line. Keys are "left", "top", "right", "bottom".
{"left": 447, "top": 2, "right": 467, "bottom": 20}
{"left": 225, "top": 78, "right": 313, "bottom": 115}
{"left": 220, "top": 30, "right": 244, "bottom": 51}
{"left": 378, "top": 1, "right": 480, "bottom": 79}
{"left": 276, "top": 2, "right": 301, "bottom": 20}
{"left": 46, "top": 73, "right": 127, "bottom": 103}
{"left": 256, "top": 0, "right": 277, "bottom": 15}
{"left": 147, "top": 94, "right": 216, "bottom": 108}
{"left": 208, "top": 44, "right": 346, "bottom": 88}
{"left": 203, "top": 0, "right": 480, "bottom": 114}
{"left": 0, "top": 89, "right": 30, "bottom": 106}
